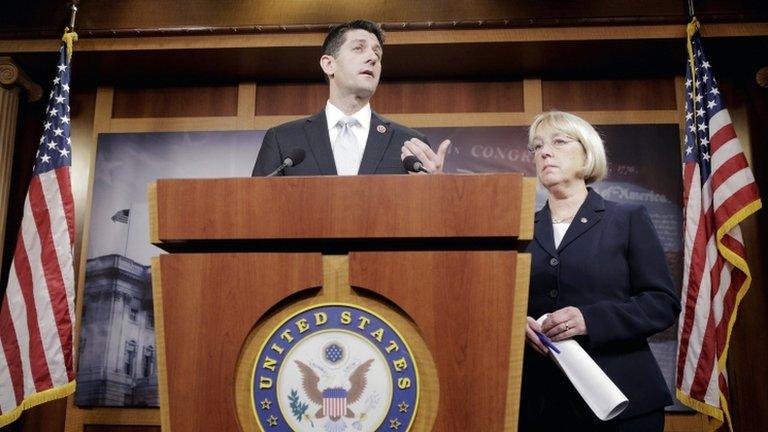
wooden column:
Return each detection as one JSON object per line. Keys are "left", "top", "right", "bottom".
{"left": 0, "top": 57, "right": 41, "bottom": 260}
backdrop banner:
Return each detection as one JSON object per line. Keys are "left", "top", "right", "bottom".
{"left": 76, "top": 124, "right": 684, "bottom": 409}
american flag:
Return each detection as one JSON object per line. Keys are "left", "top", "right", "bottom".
{"left": 110, "top": 209, "right": 130, "bottom": 224}
{"left": 676, "top": 19, "right": 762, "bottom": 430}
{"left": 0, "top": 41, "right": 76, "bottom": 426}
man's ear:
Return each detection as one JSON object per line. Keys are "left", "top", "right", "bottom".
{"left": 320, "top": 55, "right": 335, "bottom": 78}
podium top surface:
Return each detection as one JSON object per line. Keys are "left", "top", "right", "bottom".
{"left": 149, "top": 173, "right": 535, "bottom": 251}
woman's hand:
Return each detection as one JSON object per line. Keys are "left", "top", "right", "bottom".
{"left": 525, "top": 316, "right": 549, "bottom": 355}
{"left": 541, "top": 306, "right": 588, "bottom": 341}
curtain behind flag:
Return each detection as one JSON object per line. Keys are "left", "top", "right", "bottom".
{"left": 676, "top": 18, "right": 762, "bottom": 431}
{"left": 0, "top": 33, "right": 77, "bottom": 427}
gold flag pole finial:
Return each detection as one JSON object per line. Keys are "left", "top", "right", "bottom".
{"left": 62, "top": 3, "right": 79, "bottom": 62}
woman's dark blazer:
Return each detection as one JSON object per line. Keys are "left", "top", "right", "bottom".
{"left": 522, "top": 188, "right": 681, "bottom": 420}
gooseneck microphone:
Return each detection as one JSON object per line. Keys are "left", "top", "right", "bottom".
{"left": 402, "top": 155, "right": 429, "bottom": 173}
{"left": 266, "top": 148, "right": 306, "bottom": 177}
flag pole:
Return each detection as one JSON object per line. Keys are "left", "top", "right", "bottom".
{"left": 686, "top": 18, "right": 699, "bottom": 149}
{"left": 62, "top": 3, "right": 79, "bottom": 63}
{"left": 69, "top": 2, "right": 78, "bottom": 30}
{"left": 124, "top": 205, "right": 133, "bottom": 258}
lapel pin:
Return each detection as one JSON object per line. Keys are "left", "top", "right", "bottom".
{"left": 377, "top": 125, "right": 387, "bottom": 134}
{"left": 580, "top": 217, "right": 588, "bottom": 223}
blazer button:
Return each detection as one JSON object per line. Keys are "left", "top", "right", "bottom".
{"left": 549, "top": 257, "right": 559, "bottom": 267}
{"left": 549, "top": 289, "right": 559, "bottom": 298}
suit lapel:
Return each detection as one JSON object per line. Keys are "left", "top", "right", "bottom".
{"left": 358, "top": 111, "right": 394, "bottom": 175}
{"left": 534, "top": 206, "right": 558, "bottom": 258}
{"left": 303, "top": 111, "right": 337, "bottom": 175}
{"left": 556, "top": 189, "right": 605, "bottom": 253}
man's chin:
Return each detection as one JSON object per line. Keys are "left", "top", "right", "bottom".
{"left": 355, "top": 85, "right": 377, "bottom": 99}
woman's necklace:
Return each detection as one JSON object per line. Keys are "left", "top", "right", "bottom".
{"left": 551, "top": 213, "right": 576, "bottom": 224}
{"left": 549, "top": 188, "right": 587, "bottom": 224}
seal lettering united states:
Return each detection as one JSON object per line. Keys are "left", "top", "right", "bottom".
{"left": 252, "top": 305, "right": 419, "bottom": 431}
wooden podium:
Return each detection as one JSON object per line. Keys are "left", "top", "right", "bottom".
{"left": 149, "top": 173, "right": 535, "bottom": 432}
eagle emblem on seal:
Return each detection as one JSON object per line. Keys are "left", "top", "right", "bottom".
{"left": 251, "top": 306, "right": 418, "bottom": 432}
{"left": 295, "top": 358, "right": 374, "bottom": 421}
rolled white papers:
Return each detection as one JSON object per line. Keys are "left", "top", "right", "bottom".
{"left": 537, "top": 315, "right": 629, "bottom": 421}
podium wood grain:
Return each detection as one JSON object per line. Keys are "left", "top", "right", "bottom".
{"left": 151, "top": 174, "right": 524, "bottom": 242}
{"left": 349, "top": 251, "right": 527, "bottom": 431}
{"left": 153, "top": 253, "right": 322, "bottom": 432}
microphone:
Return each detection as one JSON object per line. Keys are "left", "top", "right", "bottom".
{"left": 402, "top": 155, "right": 429, "bottom": 173}
{"left": 266, "top": 148, "right": 305, "bottom": 177}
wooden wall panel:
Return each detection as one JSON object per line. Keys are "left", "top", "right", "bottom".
{"left": 665, "top": 413, "right": 709, "bottom": 432}
{"left": 255, "top": 82, "right": 327, "bottom": 115}
{"left": 542, "top": 79, "right": 677, "bottom": 111}
{"left": 112, "top": 86, "right": 238, "bottom": 118}
{"left": 0, "top": 396, "right": 67, "bottom": 432}
{"left": 255, "top": 81, "right": 524, "bottom": 115}
{"left": 374, "top": 81, "right": 524, "bottom": 113}
{"left": 83, "top": 427, "right": 160, "bottom": 432}
{"left": 1, "top": 92, "right": 44, "bottom": 286}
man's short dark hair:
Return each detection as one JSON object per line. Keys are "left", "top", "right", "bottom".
{"left": 322, "top": 20, "right": 385, "bottom": 57}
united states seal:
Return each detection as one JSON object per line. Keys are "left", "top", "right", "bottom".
{"left": 251, "top": 305, "right": 419, "bottom": 431}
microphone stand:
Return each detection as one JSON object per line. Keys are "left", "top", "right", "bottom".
{"left": 266, "top": 162, "right": 291, "bottom": 177}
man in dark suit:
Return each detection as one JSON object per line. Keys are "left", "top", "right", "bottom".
{"left": 252, "top": 20, "right": 450, "bottom": 177}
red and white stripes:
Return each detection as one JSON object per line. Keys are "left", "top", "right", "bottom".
{"left": 677, "top": 107, "right": 760, "bottom": 425}
{"left": 0, "top": 168, "right": 75, "bottom": 422}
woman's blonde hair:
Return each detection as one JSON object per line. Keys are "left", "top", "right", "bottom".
{"left": 528, "top": 110, "right": 608, "bottom": 184}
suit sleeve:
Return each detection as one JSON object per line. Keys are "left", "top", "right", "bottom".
{"left": 578, "top": 206, "right": 681, "bottom": 348}
{"left": 251, "top": 128, "right": 282, "bottom": 176}
{"left": 399, "top": 126, "right": 429, "bottom": 147}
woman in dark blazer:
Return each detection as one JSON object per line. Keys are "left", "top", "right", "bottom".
{"left": 520, "top": 111, "right": 681, "bottom": 431}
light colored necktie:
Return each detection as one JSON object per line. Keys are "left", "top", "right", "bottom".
{"left": 333, "top": 116, "right": 361, "bottom": 175}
